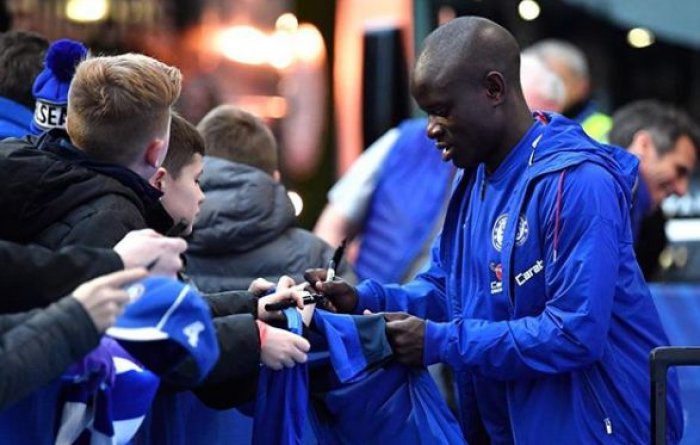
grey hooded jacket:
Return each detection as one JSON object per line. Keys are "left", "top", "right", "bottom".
{"left": 186, "top": 157, "right": 355, "bottom": 293}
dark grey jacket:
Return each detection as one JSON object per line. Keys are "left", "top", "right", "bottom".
{"left": 186, "top": 157, "right": 355, "bottom": 293}
{"left": 0, "top": 241, "right": 117, "bottom": 410}
{"left": 0, "top": 297, "right": 100, "bottom": 411}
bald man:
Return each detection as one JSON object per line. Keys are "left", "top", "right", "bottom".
{"left": 307, "top": 16, "right": 682, "bottom": 444}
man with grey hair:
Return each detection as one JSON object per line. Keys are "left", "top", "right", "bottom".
{"left": 520, "top": 52, "right": 565, "bottom": 112}
{"left": 610, "top": 100, "right": 698, "bottom": 227}
{"left": 525, "top": 38, "right": 612, "bottom": 140}
{"left": 609, "top": 100, "right": 699, "bottom": 277}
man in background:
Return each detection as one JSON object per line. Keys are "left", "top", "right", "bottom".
{"left": 609, "top": 99, "right": 699, "bottom": 278}
{"left": 525, "top": 38, "right": 612, "bottom": 141}
{"left": 0, "top": 30, "right": 47, "bottom": 139}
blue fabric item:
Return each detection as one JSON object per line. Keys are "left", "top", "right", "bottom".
{"left": 631, "top": 176, "right": 653, "bottom": 240}
{"left": 251, "top": 309, "right": 464, "bottom": 445}
{"left": 0, "top": 380, "right": 61, "bottom": 444}
{"left": 0, "top": 338, "right": 158, "bottom": 445}
{"left": 308, "top": 310, "right": 465, "bottom": 445}
{"left": 355, "top": 118, "right": 454, "bottom": 283}
{"left": 355, "top": 113, "right": 683, "bottom": 444}
{"left": 309, "top": 362, "right": 465, "bottom": 445}
{"left": 107, "top": 277, "right": 220, "bottom": 385}
{"left": 311, "top": 311, "right": 391, "bottom": 383}
{"left": 0, "top": 96, "right": 32, "bottom": 139}
{"left": 55, "top": 337, "right": 160, "bottom": 445}
{"left": 133, "top": 391, "right": 261, "bottom": 445}
{"left": 30, "top": 39, "right": 87, "bottom": 135}
{"left": 253, "top": 308, "right": 309, "bottom": 445}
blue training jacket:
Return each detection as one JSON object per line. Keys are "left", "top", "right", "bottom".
{"left": 355, "top": 113, "right": 683, "bottom": 444}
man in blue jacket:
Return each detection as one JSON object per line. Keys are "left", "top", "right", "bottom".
{"left": 307, "top": 16, "right": 683, "bottom": 444}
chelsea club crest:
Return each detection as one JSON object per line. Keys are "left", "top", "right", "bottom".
{"left": 492, "top": 214, "right": 529, "bottom": 251}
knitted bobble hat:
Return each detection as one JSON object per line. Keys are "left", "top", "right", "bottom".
{"left": 30, "top": 38, "right": 88, "bottom": 134}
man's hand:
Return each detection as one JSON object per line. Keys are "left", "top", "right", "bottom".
{"left": 256, "top": 320, "right": 311, "bottom": 370}
{"left": 71, "top": 268, "right": 148, "bottom": 332}
{"left": 257, "top": 276, "right": 305, "bottom": 321}
{"left": 384, "top": 312, "right": 426, "bottom": 367}
{"left": 304, "top": 268, "right": 358, "bottom": 313}
{"left": 113, "top": 229, "right": 187, "bottom": 277}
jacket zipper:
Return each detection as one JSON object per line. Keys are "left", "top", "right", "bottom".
{"left": 583, "top": 372, "right": 614, "bottom": 435}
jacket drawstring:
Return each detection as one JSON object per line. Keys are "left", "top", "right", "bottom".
{"left": 553, "top": 169, "right": 566, "bottom": 262}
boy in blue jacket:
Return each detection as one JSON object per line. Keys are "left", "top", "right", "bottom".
{"left": 307, "top": 16, "right": 683, "bottom": 444}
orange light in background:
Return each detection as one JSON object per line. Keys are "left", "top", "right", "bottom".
{"left": 216, "top": 14, "right": 324, "bottom": 70}
{"left": 236, "top": 95, "right": 288, "bottom": 120}
{"left": 65, "top": 0, "right": 109, "bottom": 22}
{"left": 268, "top": 31, "right": 295, "bottom": 69}
{"left": 213, "top": 13, "right": 327, "bottom": 180}
{"left": 217, "top": 25, "right": 269, "bottom": 65}
{"left": 292, "top": 24, "right": 325, "bottom": 64}
{"left": 276, "top": 13, "right": 299, "bottom": 33}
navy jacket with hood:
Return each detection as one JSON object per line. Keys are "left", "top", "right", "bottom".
{"left": 355, "top": 113, "right": 683, "bottom": 444}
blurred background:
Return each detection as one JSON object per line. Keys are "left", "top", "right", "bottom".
{"left": 4, "top": 0, "right": 700, "bottom": 282}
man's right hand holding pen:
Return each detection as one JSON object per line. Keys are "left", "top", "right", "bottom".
{"left": 303, "top": 268, "right": 358, "bottom": 313}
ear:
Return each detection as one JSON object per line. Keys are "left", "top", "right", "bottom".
{"left": 484, "top": 71, "right": 506, "bottom": 105}
{"left": 150, "top": 167, "right": 168, "bottom": 191}
{"left": 272, "top": 169, "right": 281, "bottom": 183}
{"left": 145, "top": 138, "right": 167, "bottom": 169}
{"left": 630, "top": 130, "right": 656, "bottom": 160}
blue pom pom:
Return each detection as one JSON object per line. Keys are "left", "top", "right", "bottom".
{"left": 45, "top": 39, "right": 88, "bottom": 82}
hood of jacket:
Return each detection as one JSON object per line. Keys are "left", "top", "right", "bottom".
{"left": 188, "top": 157, "right": 297, "bottom": 254}
{"left": 527, "top": 112, "right": 638, "bottom": 206}
{"left": 0, "top": 129, "right": 166, "bottom": 242}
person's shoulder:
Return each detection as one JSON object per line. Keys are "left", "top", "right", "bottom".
{"left": 0, "top": 134, "right": 43, "bottom": 158}
{"left": 537, "top": 162, "right": 617, "bottom": 196}
{"left": 566, "top": 161, "right": 614, "bottom": 182}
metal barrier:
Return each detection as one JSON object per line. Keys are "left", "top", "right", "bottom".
{"left": 650, "top": 347, "right": 700, "bottom": 444}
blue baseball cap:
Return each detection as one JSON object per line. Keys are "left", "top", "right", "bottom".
{"left": 107, "top": 277, "right": 219, "bottom": 385}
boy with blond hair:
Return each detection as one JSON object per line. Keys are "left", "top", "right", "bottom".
{"left": 0, "top": 53, "right": 182, "bottom": 247}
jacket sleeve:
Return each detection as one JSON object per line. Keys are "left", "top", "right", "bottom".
{"left": 161, "top": 304, "right": 261, "bottom": 392}
{"left": 354, "top": 236, "right": 449, "bottom": 322}
{"left": 0, "top": 296, "right": 101, "bottom": 410}
{"left": 424, "top": 164, "right": 624, "bottom": 379}
{"left": 202, "top": 291, "right": 258, "bottom": 317}
{"left": 0, "top": 240, "right": 122, "bottom": 312}
{"left": 192, "top": 314, "right": 261, "bottom": 409}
